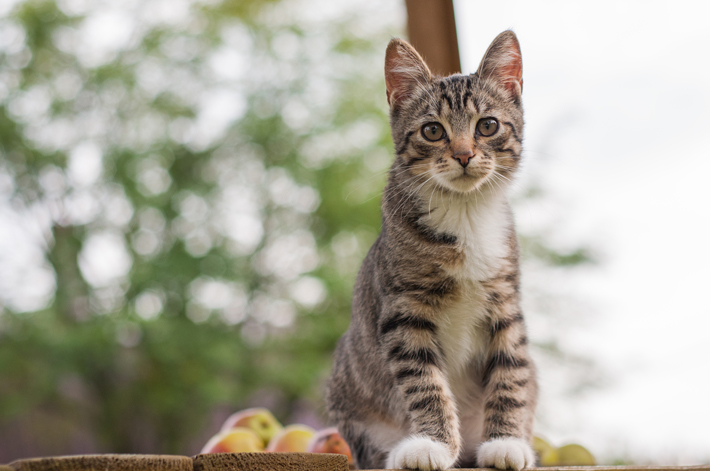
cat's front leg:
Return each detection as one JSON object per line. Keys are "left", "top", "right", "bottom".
{"left": 477, "top": 288, "right": 537, "bottom": 470}
{"left": 378, "top": 306, "right": 461, "bottom": 471}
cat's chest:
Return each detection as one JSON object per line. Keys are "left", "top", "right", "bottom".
{"left": 422, "top": 192, "right": 512, "bottom": 372}
{"left": 437, "top": 283, "right": 490, "bottom": 375}
{"left": 422, "top": 192, "right": 511, "bottom": 281}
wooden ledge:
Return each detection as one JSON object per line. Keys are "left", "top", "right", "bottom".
{"left": 5, "top": 454, "right": 709, "bottom": 471}
{"left": 374, "top": 468, "right": 710, "bottom": 471}
{"left": 194, "top": 453, "right": 349, "bottom": 471}
{"left": 7, "top": 455, "right": 193, "bottom": 471}
{"left": 525, "top": 468, "right": 710, "bottom": 471}
{"left": 384, "top": 468, "right": 710, "bottom": 471}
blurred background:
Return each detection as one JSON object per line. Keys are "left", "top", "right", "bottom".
{"left": 0, "top": 0, "right": 708, "bottom": 464}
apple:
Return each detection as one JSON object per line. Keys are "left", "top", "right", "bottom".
{"left": 557, "top": 443, "right": 595, "bottom": 466}
{"left": 265, "top": 424, "right": 316, "bottom": 452}
{"left": 533, "top": 436, "right": 559, "bottom": 466}
{"left": 307, "top": 427, "right": 353, "bottom": 465}
{"left": 221, "top": 408, "right": 283, "bottom": 447}
{"left": 200, "top": 427, "right": 264, "bottom": 454}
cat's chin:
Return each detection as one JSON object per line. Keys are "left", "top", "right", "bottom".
{"left": 438, "top": 172, "right": 491, "bottom": 195}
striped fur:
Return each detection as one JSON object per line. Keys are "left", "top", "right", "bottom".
{"left": 326, "top": 31, "right": 537, "bottom": 471}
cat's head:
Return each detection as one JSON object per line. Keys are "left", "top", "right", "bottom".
{"left": 385, "top": 31, "right": 523, "bottom": 195}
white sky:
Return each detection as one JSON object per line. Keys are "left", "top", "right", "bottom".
{"left": 455, "top": 0, "right": 710, "bottom": 464}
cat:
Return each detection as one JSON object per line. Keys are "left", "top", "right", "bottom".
{"left": 325, "top": 31, "right": 537, "bottom": 471}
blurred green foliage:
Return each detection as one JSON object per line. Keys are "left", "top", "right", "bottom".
{"left": 0, "top": 0, "right": 593, "bottom": 460}
{"left": 0, "top": 0, "right": 402, "bottom": 457}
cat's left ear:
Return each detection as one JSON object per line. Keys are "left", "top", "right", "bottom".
{"left": 477, "top": 30, "right": 523, "bottom": 98}
{"left": 385, "top": 38, "right": 432, "bottom": 107}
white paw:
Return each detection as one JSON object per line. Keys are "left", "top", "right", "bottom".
{"left": 386, "top": 436, "right": 456, "bottom": 470}
{"left": 477, "top": 437, "right": 535, "bottom": 470}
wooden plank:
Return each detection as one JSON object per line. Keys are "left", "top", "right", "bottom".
{"left": 522, "top": 468, "right": 710, "bottom": 471}
{"left": 5, "top": 455, "right": 708, "bottom": 471}
{"left": 193, "top": 452, "right": 349, "bottom": 471}
{"left": 6, "top": 455, "right": 193, "bottom": 471}
{"left": 405, "top": 0, "right": 461, "bottom": 76}
{"left": 367, "top": 467, "right": 710, "bottom": 471}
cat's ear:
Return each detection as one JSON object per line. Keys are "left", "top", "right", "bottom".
{"left": 477, "top": 30, "right": 523, "bottom": 98}
{"left": 385, "top": 38, "right": 432, "bottom": 107}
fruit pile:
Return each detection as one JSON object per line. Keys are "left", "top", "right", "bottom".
{"left": 533, "top": 436, "right": 596, "bottom": 466}
{"left": 201, "top": 408, "right": 595, "bottom": 469}
{"left": 200, "top": 408, "right": 353, "bottom": 465}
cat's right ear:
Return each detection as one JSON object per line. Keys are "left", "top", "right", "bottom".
{"left": 385, "top": 38, "right": 432, "bottom": 107}
{"left": 477, "top": 30, "right": 523, "bottom": 99}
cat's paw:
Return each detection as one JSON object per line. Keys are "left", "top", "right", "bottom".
{"left": 477, "top": 437, "right": 535, "bottom": 470}
{"left": 386, "top": 436, "right": 456, "bottom": 470}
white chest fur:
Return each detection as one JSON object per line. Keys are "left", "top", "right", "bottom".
{"left": 438, "top": 283, "right": 490, "bottom": 374}
{"left": 419, "top": 188, "right": 512, "bottom": 374}
{"left": 420, "top": 188, "right": 511, "bottom": 282}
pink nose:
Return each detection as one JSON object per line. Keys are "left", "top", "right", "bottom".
{"left": 453, "top": 151, "right": 473, "bottom": 167}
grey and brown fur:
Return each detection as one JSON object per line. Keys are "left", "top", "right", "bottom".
{"left": 326, "top": 31, "right": 537, "bottom": 471}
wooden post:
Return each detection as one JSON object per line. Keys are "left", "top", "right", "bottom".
{"left": 405, "top": 0, "right": 461, "bottom": 76}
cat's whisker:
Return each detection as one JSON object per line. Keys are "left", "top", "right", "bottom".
{"left": 357, "top": 169, "right": 431, "bottom": 206}
{"left": 488, "top": 170, "right": 510, "bottom": 190}
{"left": 486, "top": 174, "right": 507, "bottom": 195}
{"left": 428, "top": 180, "right": 439, "bottom": 217}
{"left": 400, "top": 172, "right": 439, "bottom": 220}
{"left": 436, "top": 180, "right": 447, "bottom": 218}
{"left": 385, "top": 163, "right": 431, "bottom": 182}
{"left": 345, "top": 162, "right": 434, "bottom": 203}
{"left": 401, "top": 171, "right": 437, "bottom": 207}
{"left": 490, "top": 170, "right": 513, "bottom": 185}
{"left": 383, "top": 171, "right": 430, "bottom": 202}
{"left": 386, "top": 171, "right": 433, "bottom": 219}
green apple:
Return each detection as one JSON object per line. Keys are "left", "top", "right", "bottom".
{"left": 265, "top": 424, "right": 316, "bottom": 452}
{"left": 220, "top": 408, "right": 283, "bottom": 447}
{"left": 557, "top": 443, "right": 596, "bottom": 466}
{"left": 200, "top": 427, "right": 264, "bottom": 453}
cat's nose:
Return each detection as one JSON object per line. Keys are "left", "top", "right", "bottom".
{"left": 452, "top": 151, "right": 473, "bottom": 167}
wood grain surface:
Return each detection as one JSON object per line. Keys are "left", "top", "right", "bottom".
{"left": 7, "top": 455, "right": 193, "bottom": 471}
{"left": 193, "top": 452, "right": 349, "bottom": 471}
{"left": 517, "top": 467, "right": 710, "bottom": 471}
{"left": 370, "top": 467, "right": 710, "bottom": 471}
{"left": 4, "top": 454, "right": 708, "bottom": 471}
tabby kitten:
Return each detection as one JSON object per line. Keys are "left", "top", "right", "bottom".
{"left": 325, "top": 31, "right": 537, "bottom": 470}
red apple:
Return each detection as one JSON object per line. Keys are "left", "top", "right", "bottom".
{"left": 307, "top": 427, "right": 353, "bottom": 465}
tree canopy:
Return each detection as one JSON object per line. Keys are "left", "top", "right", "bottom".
{"left": 0, "top": 0, "right": 594, "bottom": 460}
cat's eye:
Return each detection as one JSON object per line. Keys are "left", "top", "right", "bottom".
{"left": 422, "top": 122, "right": 445, "bottom": 142}
{"left": 477, "top": 118, "right": 499, "bottom": 137}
